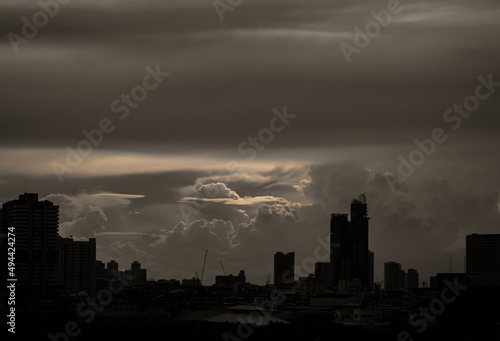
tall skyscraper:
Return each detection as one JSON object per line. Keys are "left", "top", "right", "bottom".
{"left": 0, "top": 193, "right": 59, "bottom": 307}
{"left": 407, "top": 268, "right": 419, "bottom": 289}
{"left": 384, "top": 261, "right": 402, "bottom": 289}
{"left": 58, "top": 237, "right": 96, "bottom": 295}
{"left": 330, "top": 194, "right": 371, "bottom": 288}
{"left": 466, "top": 234, "right": 500, "bottom": 274}
{"left": 274, "top": 252, "right": 295, "bottom": 289}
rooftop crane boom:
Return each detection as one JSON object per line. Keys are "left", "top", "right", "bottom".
{"left": 200, "top": 249, "right": 208, "bottom": 285}
{"left": 219, "top": 260, "right": 227, "bottom": 276}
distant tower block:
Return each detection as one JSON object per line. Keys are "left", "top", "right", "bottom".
{"left": 330, "top": 194, "right": 371, "bottom": 288}
{"left": 274, "top": 252, "right": 295, "bottom": 289}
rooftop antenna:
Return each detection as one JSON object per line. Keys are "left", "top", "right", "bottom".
{"left": 450, "top": 253, "right": 452, "bottom": 273}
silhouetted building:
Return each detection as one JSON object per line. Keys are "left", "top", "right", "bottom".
{"left": 129, "top": 260, "right": 147, "bottom": 285}
{"left": 182, "top": 277, "right": 201, "bottom": 287}
{"left": 400, "top": 269, "right": 406, "bottom": 289}
{"left": 384, "top": 261, "right": 402, "bottom": 289}
{"left": 330, "top": 194, "right": 371, "bottom": 288}
{"left": 436, "top": 273, "right": 500, "bottom": 329}
{"left": 368, "top": 250, "right": 374, "bottom": 288}
{"left": 407, "top": 268, "right": 419, "bottom": 289}
{"left": 338, "top": 278, "right": 362, "bottom": 293}
{"left": 466, "top": 233, "right": 500, "bottom": 274}
{"left": 95, "top": 260, "right": 106, "bottom": 279}
{"left": 0, "top": 193, "right": 59, "bottom": 308}
{"left": 315, "top": 262, "right": 331, "bottom": 287}
{"left": 58, "top": 237, "right": 96, "bottom": 295}
{"left": 430, "top": 275, "right": 437, "bottom": 289}
{"left": 274, "top": 252, "right": 295, "bottom": 289}
{"left": 215, "top": 270, "right": 246, "bottom": 287}
{"left": 106, "top": 260, "right": 119, "bottom": 278}
{"left": 299, "top": 274, "right": 326, "bottom": 295}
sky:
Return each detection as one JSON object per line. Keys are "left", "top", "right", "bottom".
{"left": 0, "top": 0, "right": 499, "bottom": 285}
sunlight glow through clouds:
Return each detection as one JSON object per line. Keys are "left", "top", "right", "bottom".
{"left": 0, "top": 148, "right": 303, "bottom": 177}
{"left": 178, "top": 195, "right": 303, "bottom": 207}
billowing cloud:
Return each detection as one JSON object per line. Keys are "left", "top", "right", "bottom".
{"left": 43, "top": 191, "right": 145, "bottom": 238}
{"left": 60, "top": 206, "right": 107, "bottom": 238}
{"left": 108, "top": 241, "right": 149, "bottom": 266}
{"left": 42, "top": 193, "right": 85, "bottom": 223}
{"left": 294, "top": 179, "right": 311, "bottom": 195}
{"left": 195, "top": 182, "right": 240, "bottom": 200}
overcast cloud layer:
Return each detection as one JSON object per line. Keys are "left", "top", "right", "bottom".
{"left": 0, "top": 0, "right": 499, "bottom": 284}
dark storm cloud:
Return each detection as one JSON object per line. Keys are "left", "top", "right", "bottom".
{"left": 0, "top": 0, "right": 499, "bottom": 153}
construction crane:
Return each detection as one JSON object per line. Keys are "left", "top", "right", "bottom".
{"left": 200, "top": 249, "right": 208, "bottom": 285}
{"left": 219, "top": 260, "right": 227, "bottom": 276}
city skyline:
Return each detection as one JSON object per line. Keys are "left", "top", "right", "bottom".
{"left": 2, "top": 192, "right": 500, "bottom": 339}
{"left": 1, "top": 191, "right": 495, "bottom": 288}
{"left": 1, "top": 0, "right": 500, "bottom": 314}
